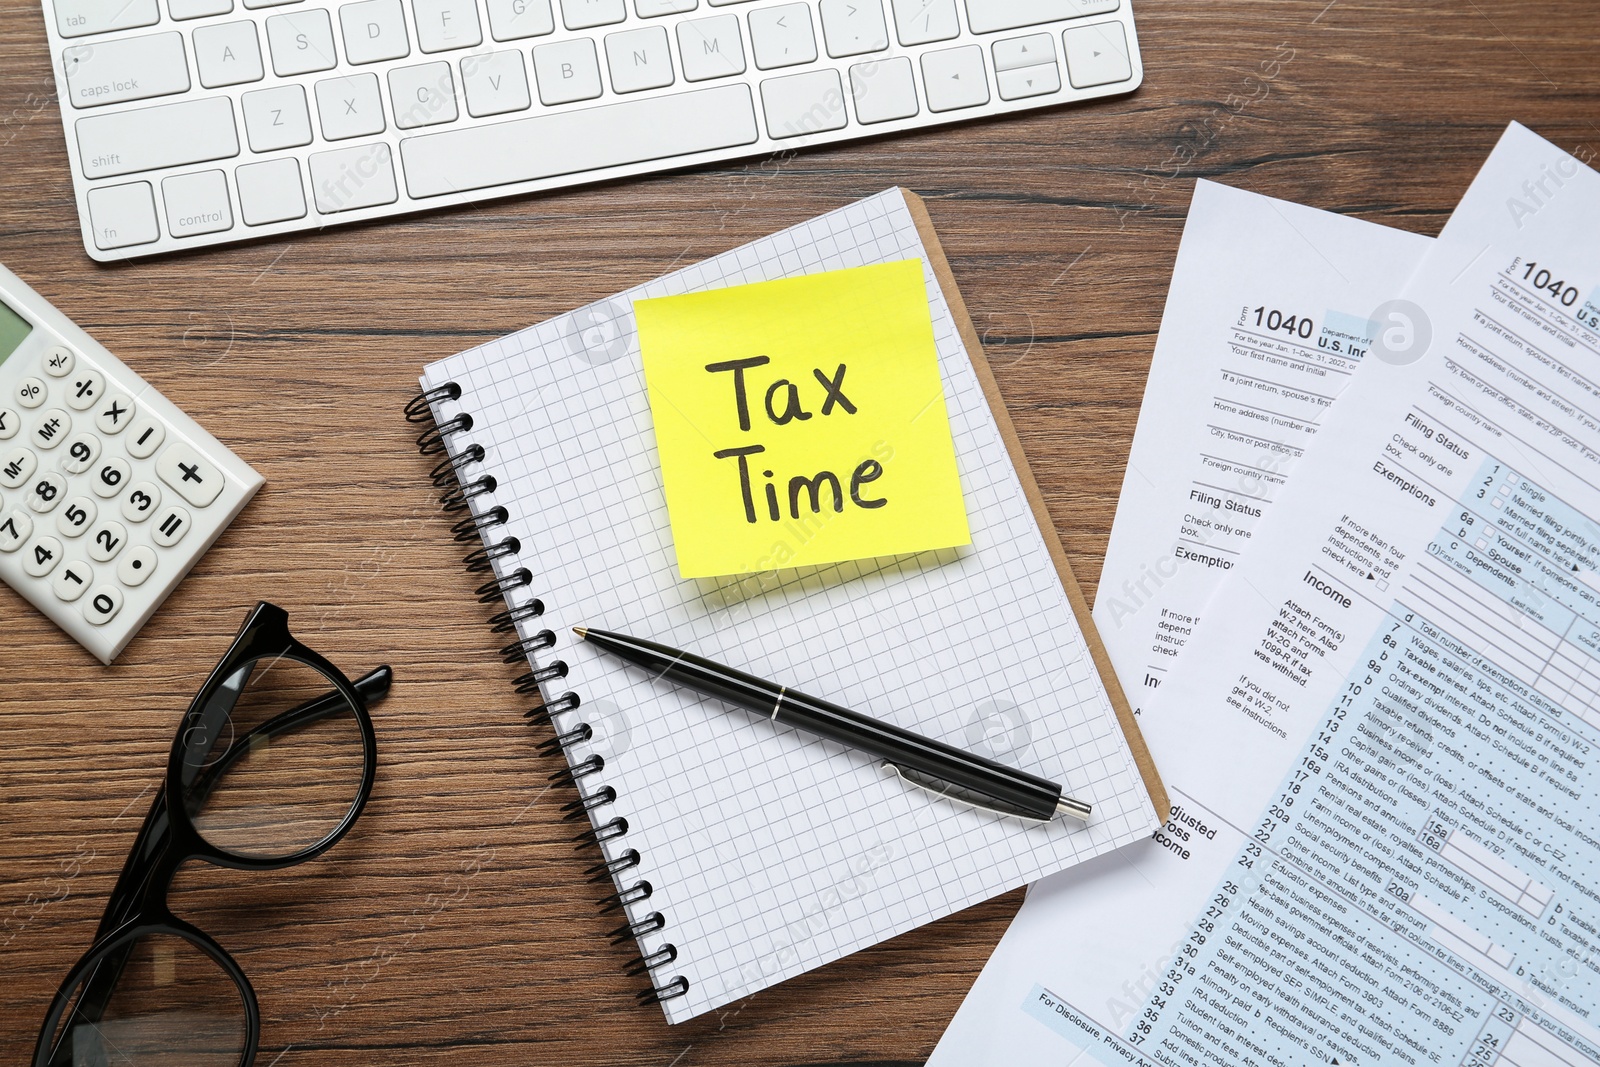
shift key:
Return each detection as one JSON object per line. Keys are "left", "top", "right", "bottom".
{"left": 77, "top": 98, "right": 239, "bottom": 180}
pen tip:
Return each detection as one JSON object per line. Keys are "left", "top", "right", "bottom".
{"left": 572, "top": 626, "right": 589, "bottom": 639}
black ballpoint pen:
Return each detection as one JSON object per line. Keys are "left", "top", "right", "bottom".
{"left": 573, "top": 627, "right": 1092, "bottom": 823}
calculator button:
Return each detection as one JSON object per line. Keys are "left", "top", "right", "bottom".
{"left": 22, "top": 534, "right": 63, "bottom": 577}
{"left": 156, "top": 441, "right": 224, "bottom": 507}
{"left": 96, "top": 393, "right": 136, "bottom": 435}
{"left": 52, "top": 560, "right": 94, "bottom": 602}
{"left": 92, "top": 457, "right": 131, "bottom": 498}
{"left": 66, "top": 370, "right": 105, "bottom": 411}
{"left": 88, "top": 520, "right": 128, "bottom": 561}
{"left": 1, "top": 446, "right": 38, "bottom": 488}
{"left": 83, "top": 584, "right": 125, "bottom": 625}
{"left": 0, "top": 409, "right": 19, "bottom": 440}
{"left": 126, "top": 417, "right": 165, "bottom": 459}
{"left": 58, "top": 496, "right": 97, "bottom": 537}
{"left": 118, "top": 544, "right": 157, "bottom": 587}
{"left": 121, "top": 481, "right": 162, "bottom": 522}
{"left": 16, "top": 377, "right": 46, "bottom": 408}
{"left": 0, "top": 508, "right": 33, "bottom": 551}
{"left": 153, "top": 505, "right": 190, "bottom": 546}
{"left": 61, "top": 434, "right": 100, "bottom": 474}
{"left": 26, "top": 472, "right": 68, "bottom": 513}
{"left": 41, "top": 347, "right": 75, "bottom": 377}
{"left": 32, "top": 409, "right": 72, "bottom": 449}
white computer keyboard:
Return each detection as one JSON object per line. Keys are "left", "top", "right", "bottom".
{"left": 39, "top": 0, "right": 1142, "bottom": 261}
{"left": 0, "top": 263, "right": 263, "bottom": 662}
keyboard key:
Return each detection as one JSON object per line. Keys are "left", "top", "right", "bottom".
{"left": 849, "top": 56, "right": 917, "bottom": 122}
{"left": 61, "top": 434, "right": 99, "bottom": 473}
{"left": 749, "top": 4, "right": 817, "bottom": 69}
{"left": 23, "top": 535, "right": 64, "bottom": 578}
{"left": 237, "top": 158, "right": 309, "bottom": 224}
{"left": 63, "top": 32, "right": 190, "bottom": 110}
{"left": 390, "top": 62, "right": 459, "bottom": 127}
{"left": 152, "top": 506, "right": 191, "bottom": 547}
{"left": 399, "top": 84, "right": 758, "bottom": 197}
{"left": 83, "top": 584, "right": 125, "bottom": 625}
{"left": 32, "top": 410, "right": 70, "bottom": 449}
{"left": 65, "top": 369, "right": 103, "bottom": 410}
{"left": 462, "top": 50, "right": 531, "bottom": 116}
{"left": 95, "top": 393, "right": 135, "bottom": 435}
{"left": 921, "top": 44, "right": 988, "bottom": 111}
{"left": 340, "top": 0, "right": 411, "bottom": 62}
{"left": 0, "top": 509, "right": 32, "bottom": 551}
{"left": 890, "top": 0, "right": 957, "bottom": 44}
{"left": 55, "top": 0, "right": 158, "bottom": 38}
{"left": 992, "top": 31, "right": 1053, "bottom": 69}
{"left": 77, "top": 97, "right": 239, "bottom": 181}
{"left": 414, "top": 0, "right": 483, "bottom": 51}
{"left": 58, "top": 496, "right": 95, "bottom": 537}
{"left": 315, "top": 73, "right": 386, "bottom": 139}
{"left": 118, "top": 545, "right": 158, "bottom": 587}
{"left": 92, "top": 457, "right": 130, "bottom": 498}
{"left": 162, "top": 169, "right": 234, "bottom": 237}
{"left": 964, "top": 0, "right": 1116, "bottom": 34}
{"left": 678, "top": 16, "right": 745, "bottom": 81}
{"left": 637, "top": 0, "right": 695, "bottom": 15}
{"left": 532, "top": 38, "right": 602, "bottom": 104}
{"left": 244, "top": 0, "right": 303, "bottom": 8}
{"left": 267, "top": 10, "right": 339, "bottom": 75}
{"left": 86, "top": 182, "right": 160, "bottom": 250}
{"left": 559, "top": 0, "right": 625, "bottom": 29}
{"left": 760, "top": 69, "right": 845, "bottom": 137}
{"left": 26, "top": 472, "right": 67, "bottom": 513}
{"left": 122, "top": 481, "right": 162, "bottom": 522}
{"left": 52, "top": 560, "right": 93, "bottom": 603}
{"left": 193, "top": 21, "right": 265, "bottom": 88}
{"left": 997, "top": 61, "right": 1058, "bottom": 98}
{"left": 309, "top": 142, "right": 399, "bottom": 212}
{"left": 169, "top": 0, "right": 234, "bottom": 18}
{"left": 605, "top": 27, "right": 674, "bottom": 93}
{"left": 88, "top": 520, "right": 127, "bottom": 561}
{"left": 820, "top": 0, "right": 888, "bottom": 57}
{"left": 1062, "top": 20, "right": 1130, "bottom": 87}
{"left": 242, "top": 84, "right": 313, "bottom": 151}
{"left": 487, "top": 0, "right": 555, "bottom": 38}
{"left": 126, "top": 417, "right": 165, "bottom": 459}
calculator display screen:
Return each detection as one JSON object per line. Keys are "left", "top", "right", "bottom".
{"left": 0, "top": 298, "right": 32, "bottom": 365}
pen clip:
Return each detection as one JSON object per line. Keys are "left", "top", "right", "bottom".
{"left": 880, "top": 761, "right": 1054, "bottom": 824}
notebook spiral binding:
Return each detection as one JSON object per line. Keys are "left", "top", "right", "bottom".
{"left": 408, "top": 382, "right": 690, "bottom": 1009}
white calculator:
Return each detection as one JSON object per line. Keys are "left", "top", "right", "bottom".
{"left": 0, "top": 264, "right": 262, "bottom": 663}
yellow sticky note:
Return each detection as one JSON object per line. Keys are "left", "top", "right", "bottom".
{"left": 635, "top": 259, "right": 971, "bottom": 579}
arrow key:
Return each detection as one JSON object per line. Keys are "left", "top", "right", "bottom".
{"left": 920, "top": 44, "right": 987, "bottom": 112}
{"left": 993, "top": 32, "right": 1054, "bottom": 71}
{"left": 1063, "top": 21, "right": 1131, "bottom": 88}
{"left": 997, "top": 61, "right": 1060, "bottom": 100}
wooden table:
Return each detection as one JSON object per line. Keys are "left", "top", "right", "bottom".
{"left": 2, "top": 2, "right": 1596, "bottom": 1062}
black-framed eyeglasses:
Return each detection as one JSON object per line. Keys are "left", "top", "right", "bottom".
{"left": 34, "top": 602, "right": 392, "bottom": 1067}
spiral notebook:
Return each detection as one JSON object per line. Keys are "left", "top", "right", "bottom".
{"left": 409, "top": 189, "right": 1167, "bottom": 1023}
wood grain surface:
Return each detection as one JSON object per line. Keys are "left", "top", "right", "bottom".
{"left": 2, "top": 1, "right": 1597, "bottom": 1063}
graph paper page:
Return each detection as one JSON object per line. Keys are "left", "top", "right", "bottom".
{"left": 421, "top": 189, "right": 1160, "bottom": 1023}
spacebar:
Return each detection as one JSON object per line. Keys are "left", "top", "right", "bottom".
{"left": 399, "top": 85, "right": 759, "bottom": 199}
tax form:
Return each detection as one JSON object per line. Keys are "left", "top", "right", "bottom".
{"left": 931, "top": 124, "right": 1600, "bottom": 1067}
{"left": 1095, "top": 181, "right": 1430, "bottom": 712}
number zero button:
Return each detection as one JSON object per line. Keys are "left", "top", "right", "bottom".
{"left": 156, "top": 440, "right": 224, "bottom": 507}
{"left": 52, "top": 560, "right": 94, "bottom": 602}
{"left": 92, "top": 457, "right": 131, "bottom": 498}
{"left": 84, "top": 584, "right": 124, "bottom": 625}
{"left": 117, "top": 544, "right": 157, "bottom": 587}
{"left": 153, "top": 505, "right": 190, "bottom": 546}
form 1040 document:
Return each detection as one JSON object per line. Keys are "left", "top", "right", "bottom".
{"left": 931, "top": 123, "right": 1600, "bottom": 1067}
